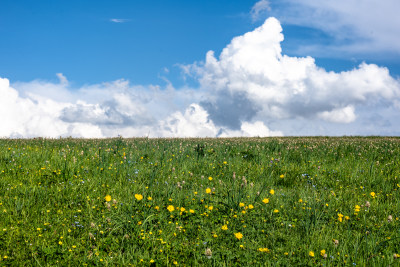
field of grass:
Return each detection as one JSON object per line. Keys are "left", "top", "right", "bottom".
{"left": 0, "top": 137, "right": 399, "bottom": 266}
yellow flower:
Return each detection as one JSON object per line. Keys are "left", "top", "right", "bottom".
{"left": 208, "top": 176, "right": 213, "bottom": 181}
{"left": 262, "top": 198, "right": 269, "bottom": 204}
{"left": 180, "top": 207, "right": 186, "bottom": 212}
{"left": 189, "top": 209, "right": 195, "bottom": 213}
{"left": 234, "top": 232, "right": 243, "bottom": 240}
{"left": 309, "top": 251, "right": 315, "bottom": 257}
{"left": 150, "top": 259, "right": 155, "bottom": 263}
{"left": 147, "top": 196, "right": 152, "bottom": 201}
{"left": 320, "top": 250, "right": 326, "bottom": 256}
{"left": 221, "top": 225, "right": 228, "bottom": 230}
{"left": 269, "top": 189, "right": 275, "bottom": 195}
{"left": 135, "top": 194, "right": 143, "bottom": 201}
{"left": 167, "top": 205, "right": 175, "bottom": 212}
{"left": 58, "top": 241, "right": 63, "bottom": 245}
{"left": 105, "top": 195, "right": 112, "bottom": 202}
{"left": 370, "top": 192, "right": 376, "bottom": 198}
{"left": 206, "top": 188, "right": 212, "bottom": 194}
{"left": 208, "top": 206, "right": 213, "bottom": 211}
{"left": 274, "top": 209, "right": 279, "bottom": 213}
{"left": 248, "top": 204, "right": 254, "bottom": 209}
{"left": 258, "top": 248, "right": 270, "bottom": 252}
{"left": 280, "top": 174, "right": 285, "bottom": 178}
{"left": 239, "top": 202, "right": 245, "bottom": 207}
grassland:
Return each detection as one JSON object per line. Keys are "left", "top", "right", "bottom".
{"left": 0, "top": 137, "right": 399, "bottom": 266}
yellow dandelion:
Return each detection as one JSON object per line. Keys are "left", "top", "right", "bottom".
{"left": 274, "top": 209, "right": 279, "bottom": 213}
{"left": 105, "top": 195, "right": 112, "bottom": 202}
{"left": 234, "top": 232, "right": 243, "bottom": 240}
{"left": 221, "top": 225, "right": 228, "bottom": 230}
{"left": 370, "top": 192, "right": 376, "bottom": 198}
{"left": 309, "top": 251, "right": 315, "bottom": 257}
{"left": 206, "top": 188, "right": 212, "bottom": 194}
{"left": 135, "top": 194, "right": 143, "bottom": 201}
{"left": 280, "top": 174, "right": 285, "bottom": 178}
{"left": 248, "top": 204, "right": 254, "bottom": 209}
{"left": 270, "top": 189, "right": 275, "bottom": 195}
{"left": 208, "top": 176, "right": 213, "bottom": 181}
{"left": 239, "top": 202, "right": 245, "bottom": 207}
{"left": 320, "top": 250, "right": 326, "bottom": 256}
{"left": 167, "top": 205, "right": 175, "bottom": 212}
{"left": 262, "top": 198, "right": 269, "bottom": 204}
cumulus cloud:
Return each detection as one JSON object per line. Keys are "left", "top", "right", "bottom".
{"left": 189, "top": 17, "right": 400, "bottom": 135}
{"left": 1, "top": 17, "right": 400, "bottom": 138}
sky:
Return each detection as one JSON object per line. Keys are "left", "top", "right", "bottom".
{"left": 1, "top": 0, "right": 400, "bottom": 138}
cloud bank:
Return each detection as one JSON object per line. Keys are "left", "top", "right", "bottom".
{"left": 1, "top": 17, "right": 400, "bottom": 138}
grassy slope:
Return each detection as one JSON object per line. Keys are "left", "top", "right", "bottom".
{"left": 0, "top": 137, "right": 399, "bottom": 266}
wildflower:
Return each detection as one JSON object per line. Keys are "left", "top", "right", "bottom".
{"left": 388, "top": 215, "right": 393, "bottom": 222}
{"left": 58, "top": 241, "right": 63, "bottom": 245}
{"left": 189, "top": 209, "right": 195, "bottom": 213}
{"left": 248, "top": 204, "right": 254, "bottom": 209}
{"left": 280, "top": 174, "right": 284, "bottom": 178}
{"left": 258, "top": 248, "right": 270, "bottom": 252}
{"left": 205, "top": 248, "right": 212, "bottom": 259}
{"left": 370, "top": 192, "right": 376, "bottom": 198}
{"left": 333, "top": 239, "right": 339, "bottom": 247}
{"left": 105, "top": 195, "right": 112, "bottom": 202}
{"left": 208, "top": 206, "right": 213, "bottom": 211}
{"left": 150, "top": 259, "right": 155, "bottom": 263}
{"left": 320, "top": 250, "right": 326, "bottom": 257}
{"left": 394, "top": 254, "right": 400, "bottom": 259}
{"left": 309, "top": 251, "right": 315, "bottom": 257}
{"left": 147, "top": 196, "right": 152, "bottom": 201}
{"left": 270, "top": 189, "right": 275, "bottom": 195}
{"left": 135, "top": 194, "right": 143, "bottom": 201}
{"left": 208, "top": 176, "right": 213, "bottom": 181}
{"left": 205, "top": 188, "right": 212, "bottom": 194}
{"left": 234, "top": 232, "right": 243, "bottom": 240}
{"left": 239, "top": 202, "right": 245, "bottom": 207}
{"left": 262, "top": 198, "right": 269, "bottom": 204}
{"left": 274, "top": 209, "right": 279, "bottom": 213}
{"left": 365, "top": 201, "right": 370, "bottom": 208}
{"left": 221, "top": 225, "right": 228, "bottom": 230}
{"left": 338, "top": 213, "right": 344, "bottom": 222}
{"left": 299, "top": 198, "right": 303, "bottom": 203}
{"left": 167, "top": 205, "right": 175, "bottom": 212}
{"left": 180, "top": 207, "right": 186, "bottom": 212}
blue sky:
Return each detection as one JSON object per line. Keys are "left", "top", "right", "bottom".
{"left": 1, "top": 0, "right": 400, "bottom": 137}
{"left": 2, "top": 0, "right": 399, "bottom": 86}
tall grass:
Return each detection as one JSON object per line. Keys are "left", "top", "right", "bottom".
{"left": 0, "top": 137, "right": 399, "bottom": 265}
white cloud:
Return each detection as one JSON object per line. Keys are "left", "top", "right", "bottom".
{"left": 260, "top": 0, "right": 400, "bottom": 57}
{"left": 2, "top": 17, "right": 400, "bottom": 138}
{"left": 189, "top": 17, "right": 400, "bottom": 134}
{"left": 250, "top": 0, "right": 271, "bottom": 22}
{"left": 110, "top": 18, "right": 130, "bottom": 23}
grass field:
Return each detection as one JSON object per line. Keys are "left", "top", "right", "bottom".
{"left": 0, "top": 137, "right": 399, "bottom": 266}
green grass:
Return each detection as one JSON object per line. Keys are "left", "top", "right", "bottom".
{"left": 0, "top": 137, "right": 399, "bottom": 266}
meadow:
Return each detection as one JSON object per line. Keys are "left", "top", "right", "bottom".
{"left": 0, "top": 137, "right": 399, "bottom": 266}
